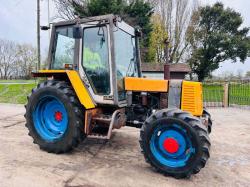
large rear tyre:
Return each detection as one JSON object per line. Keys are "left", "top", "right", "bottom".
{"left": 139, "top": 109, "right": 210, "bottom": 178}
{"left": 25, "top": 80, "right": 86, "bottom": 153}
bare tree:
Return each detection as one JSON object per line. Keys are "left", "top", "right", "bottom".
{"left": 52, "top": 0, "right": 86, "bottom": 20}
{"left": 0, "top": 39, "right": 18, "bottom": 79}
{"left": 16, "top": 44, "right": 37, "bottom": 79}
{"left": 153, "top": 0, "right": 199, "bottom": 63}
{"left": 0, "top": 39, "right": 38, "bottom": 79}
{"left": 237, "top": 70, "right": 244, "bottom": 80}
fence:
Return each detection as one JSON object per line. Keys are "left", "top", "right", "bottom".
{"left": 203, "top": 80, "right": 250, "bottom": 108}
{"left": 203, "top": 82, "right": 224, "bottom": 107}
{"left": 0, "top": 80, "right": 249, "bottom": 108}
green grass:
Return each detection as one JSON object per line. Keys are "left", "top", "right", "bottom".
{"left": 203, "top": 84, "right": 224, "bottom": 102}
{"left": 0, "top": 81, "right": 249, "bottom": 106}
{"left": 0, "top": 84, "right": 37, "bottom": 104}
{"left": 229, "top": 83, "right": 250, "bottom": 105}
{"left": 203, "top": 83, "right": 250, "bottom": 105}
{"left": 0, "top": 79, "right": 37, "bottom": 83}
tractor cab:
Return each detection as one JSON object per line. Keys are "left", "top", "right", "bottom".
{"left": 48, "top": 14, "right": 141, "bottom": 107}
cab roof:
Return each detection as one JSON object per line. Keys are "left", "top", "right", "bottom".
{"left": 52, "top": 14, "right": 119, "bottom": 27}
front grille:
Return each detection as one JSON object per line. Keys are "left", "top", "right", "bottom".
{"left": 181, "top": 81, "right": 203, "bottom": 116}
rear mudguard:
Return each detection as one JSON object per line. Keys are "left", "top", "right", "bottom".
{"left": 32, "top": 70, "right": 96, "bottom": 109}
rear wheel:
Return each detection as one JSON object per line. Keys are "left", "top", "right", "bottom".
{"left": 140, "top": 109, "right": 210, "bottom": 178}
{"left": 25, "top": 80, "right": 85, "bottom": 153}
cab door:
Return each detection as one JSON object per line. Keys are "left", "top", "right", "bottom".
{"left": 79, "top": 24, "right": 114, "bottom": 105}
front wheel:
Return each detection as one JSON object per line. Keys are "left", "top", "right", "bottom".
{"left": 25, "top": 80, "right": 86, "bottom": 153}
{"left": 139, "top": 109, "right": 211, "bottom": 178}
{"left": 202, "top": 109, "right": 212, "bottom": 134}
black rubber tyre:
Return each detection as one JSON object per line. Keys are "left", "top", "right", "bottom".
{"left": 139, "top": 108, "right": 211, "bottom": 179}
{"left": 202, "top": 109, "right": 212, "bottom": 134}
{"left": 25, "top": 80, "right": 86, "bottom": 153}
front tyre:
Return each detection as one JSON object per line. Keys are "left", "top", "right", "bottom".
{"left": 25, "top": 80, "right": 86, "bottom": 153}
{"left": 202, "top": 109, "right": 212, "bottom": 134}
{"left": 140, "top": 109, "right": 211, "bottom": 178}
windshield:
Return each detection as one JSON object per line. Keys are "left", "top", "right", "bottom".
{"left": 114, "top": 28, "right": 138, "bottom": 101}
{"left": 52, "top": 26, "right": 75, "bottom": 69}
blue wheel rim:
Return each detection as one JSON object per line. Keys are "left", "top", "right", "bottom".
{"left": 33, "top": 95, "right": 68, "bottom": 142}
{"left": 150, "top": 124, "right": 195, "bottom": 168}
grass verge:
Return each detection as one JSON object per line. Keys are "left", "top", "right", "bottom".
{"left": 203, "top": 83, "right": 250, "bottom": 105}
{"left": 0, "top": 84, "right": 36, "bottom": 104}
{"left": 0, "top": 80, "right": 37, "bottom": 84}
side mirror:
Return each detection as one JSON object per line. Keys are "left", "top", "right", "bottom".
{"left": 73, "top": 26, "right": 82, "bottom": 39}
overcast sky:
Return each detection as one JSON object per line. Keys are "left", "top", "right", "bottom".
{"left": 0, "top": 0, "right": 249, "bottom": 76}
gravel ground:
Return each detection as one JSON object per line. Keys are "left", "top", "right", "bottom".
{"left": 0, "top": 103, "right": 250, "bottom": 187}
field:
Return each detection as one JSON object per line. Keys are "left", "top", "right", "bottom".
{"left": 0, "top": 80, "right": 37, "bottom": 84}
{"left": 0, "top": 81, "right": 249, "bottom": 106}
{"left": 203, "top": 84, "right": 224, "bottom": 102}
{"left": 0, "top": 84, "right": 36, "bottom": 104}
{"left": 229, "top": 83, "right": 250, "bottom": 105}
{"left": 203, "top": 82, "right": 250, "bottom": 106}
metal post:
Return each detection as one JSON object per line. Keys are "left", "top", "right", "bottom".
{"left": 136, "top": 38, "right": 142, "bottom": 77}
{"left": 37, "top": 0, "right": 41, "bottom": 71}
{"left": 48, "top": 0, "right": 50, "bottom": 41}
{"left": 48, "top": 0, "right": 50, "bottom": 25}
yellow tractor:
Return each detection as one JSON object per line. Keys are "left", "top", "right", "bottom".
{"left": 25, "top": 15, "right": 212, "bottom": 178}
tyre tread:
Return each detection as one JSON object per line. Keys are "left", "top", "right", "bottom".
{"left": 25, "top": 80, "right": 86, "bottom": 154}
{"left": 139, "top": 108, "right": 211, "bottom": 179}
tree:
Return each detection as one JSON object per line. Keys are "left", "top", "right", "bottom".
{"left": 187, "top": 3, "right": 250, "bottom": 81}
{"left": 151, "top": 0, "right": 199, "bottom": 63}
{"left": 124, "top": 0, "right": 153, "bottom": 45}
{"left": 72, "top": 0, "right": 126, "bottom": 17}
{"left": 16, "top": 44, "right": 37, "bottom": 79}
{"left": 53, "top": 0, "right": 83, "bottom": 20}
{"left": 53, "top": 0, "right": 153, "bottom": 61}
{"left": 0, "top": 39, "right": 17, "bottom": 79}
{"left": 246, "top": 71, "right": 250, "bottom": 78}
{"left": 147, "top": 14, "right": 168, "bottom": 63}
{"left": 236, "top": 69, "right": 243, "bottom": 80}
{"left": 0, "top": 39, "right": 37, "bottom": 79}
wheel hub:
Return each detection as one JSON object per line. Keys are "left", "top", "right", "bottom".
{"left": 163, "top": 138, "right": 179, "bottom": 153}
{"left": 54, "top": 111, "right": 63, "bottom": 122}
{"left": 150, "top": 126, "right": 194, "bottom": 168}
{"left": 33, "top": 96, "right": 68, "bottom": 141}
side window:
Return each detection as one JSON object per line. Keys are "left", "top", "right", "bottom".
{"left": 82, "top": 26, "right": 110, "bottom": 95}
{"left": 52, "top": 27, "right": 75, "bottom": 69}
